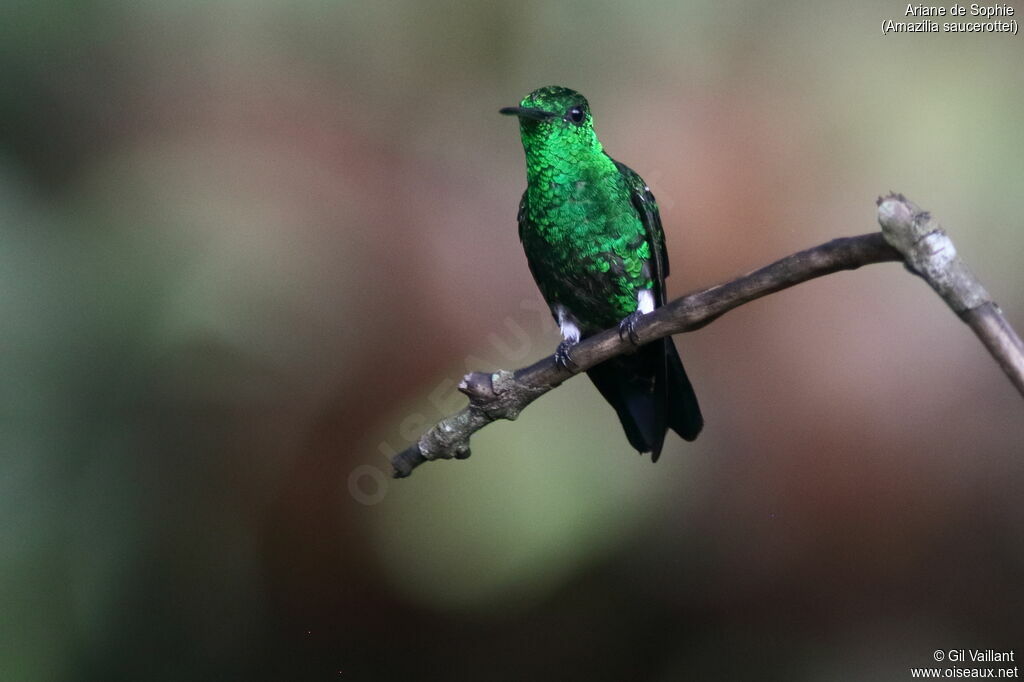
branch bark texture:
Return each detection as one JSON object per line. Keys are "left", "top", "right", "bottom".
{"left": 877, "top": 194, "right": 1024, "bottom": 396}
{"left": 391, "top": 194, "right": 1023, "bottom": 478}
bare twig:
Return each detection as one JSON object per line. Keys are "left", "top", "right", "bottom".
{"left": 391, "top": 194, "right": 1022, "bottom": 478}
{"left": 393, "top": 232, "right": 899, "bottom": 477}
{"left": 877, "top": 193, "right": 1024, "bottom": 396}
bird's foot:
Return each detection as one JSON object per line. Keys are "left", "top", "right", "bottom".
{"left": 618, "top": 311, "right": 644, "bottom": 346}
{"left": 554, "top": 340, "right": 579, "bottom": 371}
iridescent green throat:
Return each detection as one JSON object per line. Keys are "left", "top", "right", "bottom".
{"left": 518, "top": 120, "right": 621, "bottom": 239}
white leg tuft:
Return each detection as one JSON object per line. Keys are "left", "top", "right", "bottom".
{"left": 554, "top": 304, "right": 581, "bottom": 343}
{"left": 637, "top": 289, "right": 655, "bottom": 315}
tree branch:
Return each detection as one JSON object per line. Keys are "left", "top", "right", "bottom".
{"left": 391, "top": 194, "right": 1023, "bottom": 478}
{"left": 877, "top": 194, "right": 1024, "bottom": 396}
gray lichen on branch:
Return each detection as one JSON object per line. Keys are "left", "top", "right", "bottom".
{"left": 391, "top": 194, "right": 1023, "bottom": 479}
{"left": 877, "top": 193, "right": 1024, "bottom": 397}
{"left": 877, "top": 193, "right": 990, "bottom": 312}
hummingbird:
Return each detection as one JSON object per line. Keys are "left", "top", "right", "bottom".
{"left": 501, "top": 85, "right": 703, "bottom": 460}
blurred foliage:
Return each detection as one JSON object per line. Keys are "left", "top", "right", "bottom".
{"left": 1, "top": 0, "right": 1022, "bottom": 680}
{"left": 368, "top": 378, "right": 697, "bottom": 614}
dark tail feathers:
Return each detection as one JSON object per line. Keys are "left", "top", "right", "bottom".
{"left": 586, "top": 338, "right": 703, "bottom": 461}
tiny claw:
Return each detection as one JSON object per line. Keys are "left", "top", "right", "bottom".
{"left": 554, "top": 340, "right": 579, "bottom": 371}
{"left": 618, "top": 311, "right": 644, "bottom": 346}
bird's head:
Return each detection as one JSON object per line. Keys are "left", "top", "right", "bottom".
{"left": 501, "top": 86, "right": 602, "bottom": 158}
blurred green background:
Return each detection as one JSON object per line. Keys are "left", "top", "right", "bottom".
{"left": 2, "top": 1, "right": 1022, "bottom": 680}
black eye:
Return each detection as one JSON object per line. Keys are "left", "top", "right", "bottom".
{"left": 567, "top": 106, "right": 585, "bottom": 123}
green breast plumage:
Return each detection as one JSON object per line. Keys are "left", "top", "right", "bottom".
{"left": 519, "top": 156, "right": 656, "bottom": 332}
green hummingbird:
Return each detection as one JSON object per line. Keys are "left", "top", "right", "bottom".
{"left": 501, "top": 85, "right": 703, "bottom": 460}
